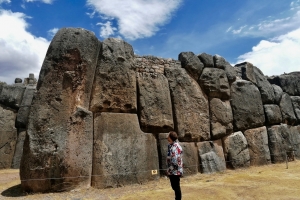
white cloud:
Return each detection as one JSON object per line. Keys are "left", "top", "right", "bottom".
{"left": 47, "top": 27, "right": 58, "bottom": 38}
{"left": 24, "top": 0, "right": 55, "bottom": 4}
{"left": 0, "top": 9, "right": 50, "bottom": 84}
{"left": 236, "top": 28, "right": 300, "bottom": 76}
{"left": 86, "top": 0, "right": 182, "bottom": 40}
{"left": 97, "top": 21, "right": 117, "bottom": 38}
{"left": 0, "top": 0, "right": 10, "bottom": 4}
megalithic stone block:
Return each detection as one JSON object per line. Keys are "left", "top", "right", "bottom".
{"left": 20, "top": 28, "right": 100, "bottom": 192}
{"left": 92, "top": 113, "right": 159, "bottom": 189}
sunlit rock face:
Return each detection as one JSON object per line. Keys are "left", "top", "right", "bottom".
{"left": 0, "top": 27, "right": 299, "bottom": 193}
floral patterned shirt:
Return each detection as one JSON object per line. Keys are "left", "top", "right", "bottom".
{"left": 166, "top": 141, "right": 183, "bottom": 176}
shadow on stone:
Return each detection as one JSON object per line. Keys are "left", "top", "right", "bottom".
{"left": 1, "top": 184, "right": 25, "bottom": 197}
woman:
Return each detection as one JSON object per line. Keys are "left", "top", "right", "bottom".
{"left": 166, "top": 131, "right": 183, "bottom": 200}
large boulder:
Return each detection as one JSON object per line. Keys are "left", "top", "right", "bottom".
{"left": 0, "top": 105, "right": 17, "bottom": 169}
{"left": 15, "top": 85, "right": 36, "bottom": 128}
{"left": 235, "top": 62, "right": 275, "bottom": 104}
{"left": 289, "top": 126, "right": 300, "bottom": 159}
{"left": 244, "top": 126, "right": 271, "bottom": 166}
{"left": 291, "top": 96, "right": 300, "bottom": 123}
{"left": 209, "top": 98, "right": 233, "bottom": 139}
{"left": 92, "top": 113, "right": 159, "bottom": 188}
{"left": 198, "top": 68, "right": 230, "bottom": 100}
{"left": 197, "top": 140, "right": 226, "bottom": 174}
{"left": 20, "top": 28, "right": 99, "bottom": 192}
{"left": 90, "top": 38, "right": 136, "bottom": 113}
{"left": 165, "top": 64, "right": 210, "bottom": 142}
{"left": 197, "top": 53, "right": 214, "bottom": 68}
{"left": 137, "top": 73, "right": 173, "bottom": 133}
{"left": 0, "top": 84, "right": 26, "bottom": 109}
{"left": 223, "top": 131, "right": 250, "bottom": 169}
{"left": 11, "top": 129, "right": 26, "bottom": 169}
{"left": 230, "top": 80, "right": 265, "bottom": 131}
{"left": 279, "top": 93, "right": 297, "bottom": 125}
{"left": 213, "top": 54, "right": 236, "bottom": 83}
{"left": 180, "top": 142, "right": 199, "bottom": 176}
{"left": 272, "top": 84, "right": 283, "bottom": 105}
{"left": 268, "top": 72, "right": 300, "bottom": 96}
{"left": 178, "top": 52, "right": 204, "bottom": 81}
{"left": 263, "top": 104, "right": 282, "bottom": 125}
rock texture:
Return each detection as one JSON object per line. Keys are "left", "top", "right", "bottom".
{"left": 244, "top": 126, "right": 271, "bottom": 166}
{"left": 92, "top": 113, "right": 159, "bottom": 188}
{"left": 197, "top": 140, "right": 226, "bottom": 173}
{"left": 291, "top": 96, "right": 300, "bottom": 123}
{"left": 20, "top": 28, "right": 99, "bottom": 192}
{"left": 230, "top": 80, "right": 265, "bottom": 130}
{"left": 90, "top": 38, "right": 136, "bottom": 113}
{"left": 0, "top": 84, "right": 26, "bottom": 109}
{"left": 268, "top": 72, "right": 300, "bottom": 96}
{"left": 178, "top": 52, "right": 204, "bottom": 80}
{"left": 279, "top": 93, "right": 297, "bottom": 125}
{"left": 223, "top": 131, "right": 250, "bottom": 169}
{"left": 165, "top": 64, "right": 210, "bottom": 141}
{"left": 263, "top": 104, "right": 282, "bottom": 125}
{"left": 137, "top": 73, "right": 173, "bottom": 133}
{"left": 209, "top": 98, "right": 233, "bottom": 139}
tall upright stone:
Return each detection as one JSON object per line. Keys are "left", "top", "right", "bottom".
{"left": 279, "top": 93, "right": 297, "bottom": 125}
{"left": 20, "top": 28, "right": 100, "bottom": 192}
{"left": 92, "top": 113, "right": 159, "bottom": 188}
{"left": 230, "top": 80, "right": 265, "bottom": 131}
{"left": 291, "top": 96, "right": 300, "bottom": 123}
{"left": 137, "top": 73, "right": 173, "bottom": 133}
{"left": 165, "top": 64, "right": 210, "bottom": 141}
{"left": 90, "top": 38, "right": 136, "bottom": 113}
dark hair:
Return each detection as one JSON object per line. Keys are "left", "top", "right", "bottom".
{"left": 168, "top": 131, "right": 178, "bottom": 142}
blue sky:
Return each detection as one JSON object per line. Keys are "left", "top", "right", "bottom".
{"left": 1, "top": 0, "right": 300, "bottom": 84}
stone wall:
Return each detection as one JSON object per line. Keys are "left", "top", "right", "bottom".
{"left": 0, "top": 27, "right": 300, "bottom": 193}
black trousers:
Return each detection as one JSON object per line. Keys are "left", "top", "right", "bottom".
{"left": 169, "top": 175, "right": 181, "bottom": 200}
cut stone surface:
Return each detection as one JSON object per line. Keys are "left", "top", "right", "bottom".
{"left": 137, "top": 72, "right": 173, "bottom": 133}
{"left": 15, "top": 85, "right": 36, "bottom": 128}
{"left": 20, "top": 28, "right": 98, "bottom": 192}
{"left": 197, "top": 53, "right": 214, "bottom": 68}
{"left": 268, "top": 72, "right": 300, "bottom": 96}
{"left": 178, "top": 51, "right": 204, "bottom": 81}
{"left": 209, "top": 98, "right": 233, "bottom": 139}
{"left": 289, "top": 125, "right": 300, "bottom": 159}
{"left": 0, "top": 84, "right": 26, "bottom": 109}
{"left": 244, "top": 126, "right": 271, "bottom": 166}
{"left": 90, "top": 38, "right": 136, "bottom": 113}
{"left": 199, "top": 68, "right": 230, "bottom": 100}
{"left": 263, "top": 104, "right": 282, "bottom": 125}
{"left": 197, "top": 140, "right": 226, "bottom": 174}
{"left": 180, "top": 142, "right": 198, "bottom": 176}
{"left": 291, "top": 96, "right": 300, "bottom": 123}
{"left": 230, "top": 80, "right": 265, "bottom": 131}
{"left": 11, "top": 129, "right": 26, "bottom": 169}
{"left": 165, "top": 64, "right": 210, "bottom": 142}
{"left": 92, "top": 113, "right": 159, "bottom": 188}
{"left": 279, "top": 93, "right": 297, "bottom": 125}
{"left": 213, "top": 54, "right": 236, "bottom": 83}
{"left": 272, "top": 84, "right": 283, "bottom": 105}
{"left": 223, "top": 131, "right": 250, "bottom": 169}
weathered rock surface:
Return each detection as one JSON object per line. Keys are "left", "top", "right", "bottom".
{"left": 197, "top": 140, "right": 226, "bottom": 173}
{"left": 0, "top": 84, "right": 26, "bottom": 109}
{"left": 279, "top": 93, "right": 297, "bottom": 125}
{"left": 180, "top": 142, "right": 199, "bottom": 176}
{"left": 178, "top": 52, "right": 204, "bottom": 80}
{"left": 165, "top": 64, "right": 210, "bottom": 141}
{"left": 158, "top": 133, "right": 170, "bottom": 175}
{"left": 289, "top": 126, "right": 300, "bottom": 159}
{"left": 272, "top": 84, "right": 283, "bottom": 104}
{"left": 15, "top": 85, "right": 36, "bottom": 128}
{"left": 0, "top": 105, "right": 17, "bottom": 169}
{"left": 90, "top": 38, "right": 136, "bottom": 113}
{"left": 291, "top": 96, "right": 300, "bottom": 123}
{"left": 11, "top": 129, "right": 26, "bottom": 169}
{"left": 209, "top": 98, "right": 233, "bottom": 139}
{"left": 230, "top": 80, "right": 265, "bottom": 130}
{"left": 197, "top": 53, "right": 214, "bottom": 68}
{"left": 213, "top": 54, "right": 236, "bottom": 83}
{"left": 223, "top": 131, "right": 250, "bottom": 169}
{"left": 199, "top": 68, "right": 230, "bottom": 100}
{"left": 268, "top": 72, "right": 300, "bottom": 96}
{"left": 92, "top": 113, "right": 159, "bottom": 188}
{"left": 20, "top": 28, "right": 99, "bottom": 192}
{"left": 244, "top": 126, "right": 271, "bottom": 166}
{"left": 267, "top": 124, "right": 293, "bottom": 163}
{"left": 236, "top": 62, "right": 275, "bottom": 104}
{"left": 263, "top": 104, "right": 282, "bottom": 125}
{"left": 137, "top": 73, "right": 173, "bottom": 133}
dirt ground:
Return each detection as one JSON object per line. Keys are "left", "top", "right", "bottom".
{"left": 1, "top": 161, "right": 300, "bottom": 200}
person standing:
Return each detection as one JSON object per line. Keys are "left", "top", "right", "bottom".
{"left": 166, "top": 131, "right": 183, "bottom": 200}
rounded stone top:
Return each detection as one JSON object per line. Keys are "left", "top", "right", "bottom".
{"left": 15, "top": 78, "right": 22, "bottom": 83}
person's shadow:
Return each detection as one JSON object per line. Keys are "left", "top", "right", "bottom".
{"left": 1, "top": 184, "right": 26, "bottom": 197}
